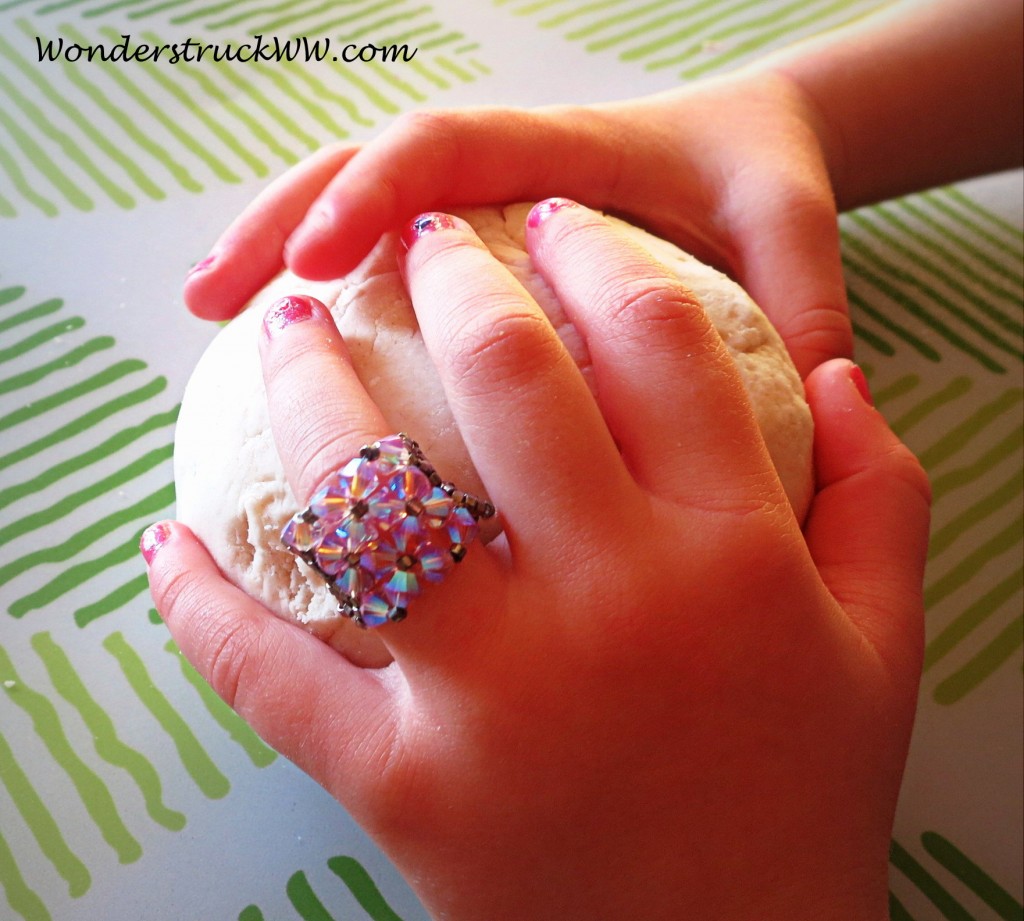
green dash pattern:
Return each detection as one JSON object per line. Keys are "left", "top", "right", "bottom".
{"left": 102, "top": 631, "right": 231, "bottom": 799}
{"left": 0, "top": 644, "right": 142, "bottom": 865}
{"left": 1, "top": 2, "right": 485, "bottom": 217}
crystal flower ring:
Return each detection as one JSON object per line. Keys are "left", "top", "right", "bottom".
{"left": 281, "top": 434, "right": 495, "bottom": 628}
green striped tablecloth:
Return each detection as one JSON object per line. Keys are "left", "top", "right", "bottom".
{"left": 1, "top": 1, "right": 1020, "bottom": 919}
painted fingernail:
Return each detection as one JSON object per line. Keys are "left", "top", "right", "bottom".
{"left": 186, "top": 254, "right": 215, "bottom": 279}
{"left": 401, "top": 212, "right": 457, "bottom": 250}
{"left": 527, "top": 197, "right": 579, "bottom": 229}
{"left": 140, "top": 522, "right": 171, "bottom": 565}
{"left": 263, "top": 295, "right": 323, "bottom": 335}
{"left": 849, "top": 363, "right": 874, "bottom": 406}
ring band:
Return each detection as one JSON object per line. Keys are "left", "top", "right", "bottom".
{"left": 281, "top": 434, "right": 495, "bottom": 628}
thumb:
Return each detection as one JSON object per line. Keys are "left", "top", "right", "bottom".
{"left": 141, "top": 520, "right": 394, "bottom": 798}
{"left": 728, "top": 172, "right": 852, "bottom": 379}
{"left": 802, "top": 359, "right": 931, "bottom": 682}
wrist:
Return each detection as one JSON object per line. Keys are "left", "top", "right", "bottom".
{"left": 747, "top": 61, "right": 848, "bottom": 206}
{"left": 750, "top": 0, "right": 1024, "bottom": 210}
{"left": 395, "top": 817, "right": 893, "bottom": 921}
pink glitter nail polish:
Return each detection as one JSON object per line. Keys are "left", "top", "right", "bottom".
{"left": 527, "top": 197, "right": 579, "bottom": 228}
{"left": 186, "top": 254, "right": 215, "bottom": 279}
{"left": 140, "top": 522, "right": 171, "bottom": 565}
{"left": 400, "top": 212, "right": 457, "bottom": 250}
{"left": 262, "top": 295, "right": 323, "bottom": 334}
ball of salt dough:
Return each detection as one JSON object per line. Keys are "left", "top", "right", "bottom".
{"left": 174, "top": 203, "right": 813, "bottom": 666}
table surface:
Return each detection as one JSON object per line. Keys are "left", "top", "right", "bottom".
{"left": 0, "top": 1, "right": 1021, "bottom": 919}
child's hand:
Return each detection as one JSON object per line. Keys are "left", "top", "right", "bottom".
{"left": 184, "top": 70, "right": 849, "bottom": 379}
{"left": 154, "top": 202, "right": 929, "bottom": 920}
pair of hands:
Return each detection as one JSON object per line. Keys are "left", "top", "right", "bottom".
{"left": 146, "top": 69, "right": 932, "bottom": 919}
{"left": 149, "top": 157, "right": 930, "bottom": 921}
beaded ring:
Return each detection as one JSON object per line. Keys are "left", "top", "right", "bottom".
{"left": 281, "top": 434, "right": 495, "bottom": 628}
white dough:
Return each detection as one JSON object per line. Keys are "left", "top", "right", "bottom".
{"left": 174, "top": 203, "right": 813, "bottom": 665}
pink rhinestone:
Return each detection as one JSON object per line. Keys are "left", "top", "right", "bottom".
{"left": 314, "top": 531, "right": 351, "bottom": 576}
{"left": 445, "top": 506, "right": 479, "bottom": 547}
{"left": 339, "top": 456, "right": 384, "bottom": 502}
{"left": 386, "top": 465, "right": 432, "bottom": 503}
{"left": 376, "top": 528, "right": 452, "bottom": 608}
{"left": 422, "top": 487, "right": 453, "bottom": 527}
{"left": 314, "top": 522, "right": 375, "bottom": 576}
{"left": 357, "top": 591, "right": 392, "bottom": 628}
{"left": 334, "top": 560, "right": 372, "bottom": 597}
{"left": 281, "top": 514, "right": 317, "bottom": 552}
{"left": 374, "top": 435, "right": 412, "bottom": 470}
{"left": 308, "top": 479, "right": 350, "bottom": 523}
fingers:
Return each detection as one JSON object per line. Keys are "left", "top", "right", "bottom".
{"left": 803, "top": 359, "right": 931, "bottom": 684}
{"left": 525, "top": 200, "right": 781, "bottom": 509}
{"left": 400, "top": 212, "right": 636, "bottom": 550}
{"left": 141, "top": 520, "right": 393, "bottom": 798}
{"left": 259, "top": 294, "right": 389, "bottom": 502}
{"left": 259, "top": 292, "right": 505, "bottom": 662}
{"left": 282, "top": 106, "right": 638, "bottom": 281}
{"left": 184, "top": 143, "right": 360, "bottom": 320}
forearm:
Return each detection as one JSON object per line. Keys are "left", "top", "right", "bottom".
{"left": 760, "top": 0, "right": 1023, "bottom": 210}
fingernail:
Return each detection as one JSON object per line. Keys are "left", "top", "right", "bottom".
{"left": 527, "top": 197, "right": 579, "bottom": 229}
{"left": 263, "top": 295, "right": 323, "bottom": 335}
{"left": 140, "top": 522, "right": 171, "bottom": 565}
{"left": 401, "top": 212, "right": 456, "bottom": 250}
{"left": 849, "top": 363, "right": 874, "bottom": 406}
{"left": 186, "top": 254, "right": 215, "bottom": 279}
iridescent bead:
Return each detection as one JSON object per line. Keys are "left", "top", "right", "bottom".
{"left": 314, "top": 524, "right": 373, "bottom": 576}
{"left": 281, "top": 514, "right": 318, "bottom": 552}
{"left": 382, "top": 566, "right": 421, "bottom": 610}
{"left": 333, "top": 560, "right": 371, "bottom": 597}
{"left": 374, "top": 434, "right": 413, "bottom": 470}
{"left": 386, "top": 465, "right": 432, "bottom": 506}
{"left": 377, "top": 529, "right": 451, "bottom": 608}
{"left": 359, "top": 542, "right": 399, "bottom": 586}
{"left": 421, "top": 486, "right": 454, "bottom": 528}
{"left": 307, "top": 478, "right": 350, "bottom": 525}
{"left": 415, "top": 541, "right": 452, "bottom": 582}
{"left": 356, "top": 591, "right": 392, "bottom": 629}
{"left": 339, "top": 456, "right": 385, "bottom": 503}
{"left": 337, "top": 514, "right": 378, "bottom": 546}
{"left": 445, "top": 506, "right": 479, "bottom": 547}
{"left": 360, "top": 486, "right": 405, "bottom": 531}
{"left": 313, "top": 530, "right": 351, "bottom": 576}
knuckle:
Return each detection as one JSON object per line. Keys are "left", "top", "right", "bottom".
{"left": 777, "top": 304, "right": 853, "bottom": 368}
{"left": 391, "top": 107, "right": 461, "bottom": 141}
{"left": 683, "top": 481, "right": 790, "bottom": 525}
{"left": 389, "top": 109, "right": 463, "bottom": 171}
{"left": 153, "top": 560, "right": 203, "bottom": 624}
{"left": 443, "top": 306, "right": 563, "bottom": 397}
{"left": 744, "top": 167, "right": 834, "bottom": 219}
{"left": 151, "top": 563, "right": 256, "bottom": 712}
{"left": 881, "top": 442, "right": 932, "bottom": 507}
{"left": 264, "top": 356, "right": 377, "bottom": 496}
{"left": 598, "top": 276, "right": 714, "bottom": 352}
{"left": 265, "top": 330, "right": 318, "bottom": 381}
{"left": 605, "top": 278, "right": 700, "bottom": 324}
{"left": 200, "top": 615, "right": 264, "bottom": 711}
{"left": 841, "top": 440, "right": 933, "bottom": 512}
{"left": 289, "top": 409, "right": 363, "bottom": 490}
